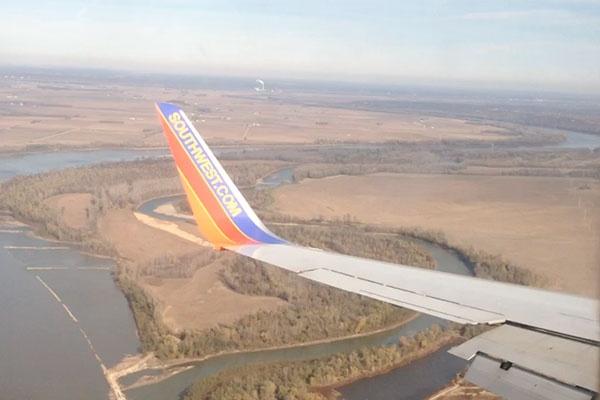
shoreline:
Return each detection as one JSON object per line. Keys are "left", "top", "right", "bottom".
{"left": 119, "top": 312, "right": 421, "bottom": 390}
{"left": 313, "top": 336, "right": 463, "bottom": 399}
{"left": 0, "top": 215, "right": 131, "bottom": 400}
{"left": 0, "top": 142, "right": 379, "bottom": 159}
{"left": 6, "top": 211, "right": 434, "bottom": 399}
{"left": 6, "top": 184, "right": 551, "bottom": 399}
{"left": 3, "top": 125, "right": 596, "bottom": 160}
{"left": 24, "top": 223, "right": 119, "bottom": 260}
{"left": 0, "top": 145, "right": 170, "bottom": 159}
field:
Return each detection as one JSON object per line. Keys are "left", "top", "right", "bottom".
{"left": 3, "top": 71, "right": 599, "bottom": 398}
{"left": 270, "top": 173, "right": 600, "bottom": 296}
{"left": 44, "top": 193, "right": 92, "bottom": 229}
{"left": 97, "top": 208, "right": 286, "bottom": 331}
{"left": 0, "top": 78, "right": 519, "bottom": 152}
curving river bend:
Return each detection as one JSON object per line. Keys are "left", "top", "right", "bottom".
{"left": 0, "top": 129, "right": 598, "bottom": 400}
{"left": 125, "top": 178, "right": 472, "bottom": 400}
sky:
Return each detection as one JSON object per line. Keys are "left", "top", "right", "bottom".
{"left": 1, "top": 0, "right": 599, "bottom": 93}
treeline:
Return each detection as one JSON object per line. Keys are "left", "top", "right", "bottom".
{"left": 268, "top": 223, "right": 435, "bottom": 269}
{"left": 387, "top": 226, "right": 547, "bottom": 287}
{"left": 0, "top": 159, "right": 180, "bottom": 254}
{"left": 126, "top": 254, "right": 412, "bottom": 360}
{"left": 459, "top": 246, "right": 546, "bottom": 287}
{"left": 124, "top": 223, "right": 435, "bottom": 360}
{"left": 181, "top": 323, "right": 488, "bottom": 400}
{"left": 126, "top": 213, "right": 543, "bottom": 364}
{"left": 260, "top": 215, "right": 546, "bottom": 288}
{"left": 327, "top": 97, "right": 600, "bottom": 136}
{"left": 221, "top": 146, "right": 445, "bottom": 166}
{"left": 220, "top": 144, "right": 600, "bottom": 182}
{"left": 292, "top": 162, "right": 461, "bottom": 181}
{"left": 137, "top": 249, "right": 219, "bottom": 279}
{"left": 1, "top": 158, "right": 437, "bottom": 361}
{"left": 459, "top": 147, "right": 600, "bottom": 179}
{"left": 165, "top": 195, "right": 545, "bottom": 288}
{"left": 117, "top": 272, "right": 174, "bottom": 359}
{"left": 0, "top": 158, "right": 289, "bottom": 254}
{"left": 241, "top": 187, "right": 276, "bottom": 210}
{"left": 292, "top": 148, "right": 600, "bottom": 182}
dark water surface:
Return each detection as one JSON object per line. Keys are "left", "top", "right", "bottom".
{"left": 551, "top": 130, "right": 600, "bottom": 149}
{"left": 0, "top": 228, "right": 139, "bottom": 400}
{"left": 338, "top": 344, "right": 466, "bottom": 400}
{"left": 0, "top": 148, "right": 172, "bottom": 399}
{"left": 0, "top": 148, "right": 170, "bottom": 181}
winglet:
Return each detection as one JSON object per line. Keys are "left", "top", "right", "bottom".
{"left": 155, "top": 102, "right": 286, "bottom": 246}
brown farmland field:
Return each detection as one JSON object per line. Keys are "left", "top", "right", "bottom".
{"left": 270, "top": 173, "right": 600, "bottom": 296}
{"left": 1, "top": 81, "right": 514, "bottom": 151}
{"left": 44, "top": 193, "right": 92, "bottom": 230}
{"left": 95, "top": 208, "right": 285, "bottom": 331}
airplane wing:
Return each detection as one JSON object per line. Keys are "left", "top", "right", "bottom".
{"left": 155, "top": 102, "right": 599, "bottom": 400}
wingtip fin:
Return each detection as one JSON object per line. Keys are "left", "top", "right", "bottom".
{"left": 156, "top": 102, "right": 286, "bottom": 246}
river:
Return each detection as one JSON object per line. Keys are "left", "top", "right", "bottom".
{"left": 124, "top": 178, "right": 472, "bottom": 400}
{"left": 0, "top": 149, "right": 168, "bottom": 399}
{"left": 2, "top": 127, "right": 596, "bottom": 182}
{"left": 0, "top": 148, "right": 170, "bottom": 181}
{"left": 0, "top": 227, "right": 139, "bottom": 399}
{"left": 0, "top": 128, "right": 598, "bottom": 400}
{"left": 551, "top": 129, "right": 600, "bottom": 149}
{"left": 338, "top": 343, "right": 466, "bottom": 400}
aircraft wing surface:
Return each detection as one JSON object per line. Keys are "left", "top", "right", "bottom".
{"left": 155, "top": 102, "right": 599, "bottom": 399}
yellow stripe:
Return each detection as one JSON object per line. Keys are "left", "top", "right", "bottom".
{"left": 158, "top": 108, "right": 255, "bottom": 243}
{"left": 178, "top": 167, "right": 236, "bottom": 246}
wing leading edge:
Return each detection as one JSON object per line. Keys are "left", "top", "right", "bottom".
{"left": 156, "top": 102, "right": 599, "bottom": 398}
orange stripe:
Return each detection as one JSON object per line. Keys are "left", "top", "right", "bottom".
{"left": 177, "top": 168, "right": 236, "bottom": 245}
{"left": 157, "top": 107, "right": 257, "bottom": 245}
{"left": 159, "top": 114, "right": 253, "bottom": 244}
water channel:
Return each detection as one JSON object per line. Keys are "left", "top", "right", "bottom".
{"left": 0, "top": 149, "right": 169, "bottom": 399}
{"left": 125, "top": 174, "right": 472, "bottom": 400}
{"left": 0, "top": 128, "right": 598, "bottom": 399}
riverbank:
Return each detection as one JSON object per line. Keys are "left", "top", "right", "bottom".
{"left": 4, "top": 151, "right": 590, "bottom": 399}
{"left": 176, "top": 324, "right": 481, "bottom": 400}
{"left": 0, "top": 160, "right": 522, "bottom": 400}
{"left": 0, "top": 186, "right": 498, "bottom": 400}
{"left": 118, "top": 313, "right": 421, "bottom": 391}
{"left": 3, "top": 173, "right": 542, "bottom": 400}
{"left": 1, "top": 158, "right": 429, "bottom": 341}
{"left": 121, "top": 195, "right": 487, "bottom": 400}
{"left": 3, "top": 177, "right": 432, "bottom": 398}
{"left": 3, "top": 122, "right": 598, "bottom": 161}
{"left": 317, "top": 336, "right": 462, "bottom": 399}
{"left": 0, "top": 145, "right": 170, "bottom": 159}
{"left": 0, "top": 221, "right": 140, "bottom": 400}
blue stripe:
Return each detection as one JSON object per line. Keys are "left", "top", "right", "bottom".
{"left": 158, "top": 102, "right": 285, "bottom": 244}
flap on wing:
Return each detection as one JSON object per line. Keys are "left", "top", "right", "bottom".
{"left": 299, "top": 268, "right": 503, "bottom": 324}
{"left": 450, "top": 325, "right": 599, "bottom": 395}
{"left": 230, "top": 243, "right": 600, "bottom": 342}
{"left": 463, "top": 354, "right": 595, "bottom": 400}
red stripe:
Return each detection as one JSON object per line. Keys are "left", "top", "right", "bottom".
{"left": 160, "top": 117, "right": 258, "bottom": 245}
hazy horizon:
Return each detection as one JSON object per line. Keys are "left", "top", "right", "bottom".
{"left": 4, "top": 64, "right": 600, "bottom": 100}
{"left": 1, "top": 1, "right": 599, "bottom": 94}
